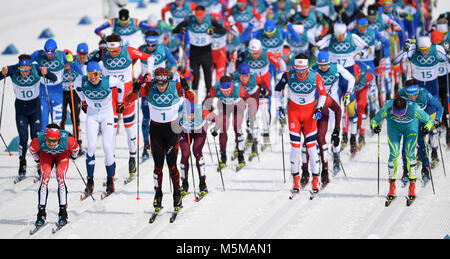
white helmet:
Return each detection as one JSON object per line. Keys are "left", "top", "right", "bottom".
{"left": 333, "top": 22, "right": 347, "bottom": 35}
{"left": 248, "top": 38, "right": 262, "bottom": 54}
{"left": 147, "top": 14, "right": 159, "bottom": 27}
{"left": 417, "top": 36, "right": 431, "bottom": 50}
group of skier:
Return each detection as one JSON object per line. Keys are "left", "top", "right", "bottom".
{"left": 1, "top": 0, "right": 449, "bottom": 229}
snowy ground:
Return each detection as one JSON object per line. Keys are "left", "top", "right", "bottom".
{"left": 0, "top": 0, "right": 449, "bottom": 239}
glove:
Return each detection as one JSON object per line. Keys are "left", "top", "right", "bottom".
{"left": 230, "top": 51, "right": 237, "bottom": 63}
{"left": 180, "top": 78, "right": 190, "bottom": 91}
{"left": 344, "top": 92, "right": 351, "bottom": 106}
{"left": 247, "top": 22, "right": 254, "bottom": 31}
{"left": 211, "top": 127, "right": 218, "bottom": 137}
{"left": 207, "top": 28, "right": 214, "bottom": 35}
{"left": 260, "top": 88, "right": 267, "bottom": 97}
{"left": 372, "top": 124, "right": 381, "bottom": 134}
{"left": 116, "top": 102, "right": 125, "bottom": 114}
{"left": 133, "top": 78, "right": 144, "bottom": 93}
{"left": 331, "top": 128, "right": 340, "bottom": 147}
{"left": 66, "top": 53, "right": 74, "bottom": 63}
{"left": 313, "top": 107, "right": 322, "bottom": 121}
{"left": 420, "top": 125, "right": 430, "bottom": 135}
{"left": 81, "top": 101, "right": 88, "bottom": 113}
{"left": 277, "top": 106, "right": 285, "bottom": 122}
{"left": 434, "top": 120, "right": 440, "bottom": 129}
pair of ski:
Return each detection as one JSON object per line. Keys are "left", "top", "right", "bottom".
{"left": 217, "top": 162, "right": 246, "bottom": 172}
{"left": 289, "top": 184, "right": 327, "bottom": 200}
{"left": 13, "top": 175, "right": 39, "bottom": 184}
{"left": 29, "top": 221, "right": 68, "bottom": 235}
{"left": 149, "top": 192, "right": 208, "bottom": 223}
{"left": 385, "top": 196, "right": 416, "bottom": 207}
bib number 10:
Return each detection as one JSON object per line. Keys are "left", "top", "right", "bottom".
{"left": 21, "top": 90, "right": 33, "bottom": 99}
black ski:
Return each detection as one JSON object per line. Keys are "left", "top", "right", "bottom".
{"left": 194, "top": 192, "right": 208, "bottom": 202}
{"left": 235, "top": 164, "right": 245, "bottom": 172}
{"left": 29, "top": 222, "right": 47, "bottom": 235}
{"left": 385, "top": 196, "right": 397, "bottom": 207}
{"left": 406, "top": 196, "right": 416, "bottom": 206}
{"left": 14, "top": 175, "right": 27, "bottom": 184}
{"left": 100, "top": 192, "right": 113, "bottom": 200}
{"left": 169, "top": 206, "right": 182, "bottom": 223}
{"left": 309, "top": 189, "right": 319, "bottom": 200}
{"left": 52, "top": 222, "right": 68, "bottom": 234}
{"left": 123, "top": 175, "right": 135, "bottom": 184}
{"left": 149, "top": 207, "right": 163, "bottom": 224}
{"left": 289, "top": 189, "right": 300, "bottom": 200}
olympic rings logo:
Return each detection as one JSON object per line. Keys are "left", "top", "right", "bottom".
{"left": 290, "top": 82, "right": 314, "bottom": 92}
{"left": 322, "top": 75, "right": 337, "bottom": 85}
{"left": 41, "top": 60, "right": 61, "bottom": 70}
{"left": 152, "top": 93, "right": 174, "bottom": 105}
{"left": 262, "top": 38, "right": 281, "bottom": 47}
{"left": 116, "top": 26, "right": 134, "bottom": 34}
{"left": 416, "top": 55, "right": 436, "bottom": 65}
{"left": 62, "top": 73, "right": 72, "bottom": 82}
{"left": 17, "top": 75, "right": 36, "bottom": 85}
{"left": 153, "top": 54, "right": 163, "bottom": 64}
{"left": 173, "top": 9, "right": 190, "bottom": 17}
{"left": 84, "top": 90, "right": 108, "bottom": 99}
{"left": 332, "top": 42, "right": 351, "bottom": 52}
{"left": 392, "top": 115, "right": 413, "bottom": 124}
{"left": 234, "top": 13, "right": 252, "bottom": 22}
{"left": 247, "top": 59, "right": 267, "bottom": 68}
{"left": 302, "top": 19, "right": 315, "bottom": 29}
{"left": 361, "top": 35, "right": 373, "bottom": 44}
{"left": 106, "top": 57, "right": 128, "bottom": 68}
{"left": 191, "top": 23, "right": 209, "bottom": 33}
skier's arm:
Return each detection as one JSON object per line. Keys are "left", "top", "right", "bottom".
{"left": 256, "top": 75, "right": 271, "bottom": 96}
{"left": 127, "top": 46, "right": 154, "bottom": 73}
{"left": 315, "top": 73, "right": 327, "bottom": 109}
{"left": 176, "top": 81, "right": 196, "bottom": 103}
{"left": 371, "top": 102, "right": 390, "bottom": 127}
{"left": 328, "top": 96, "right": 342, "bottom": 130}
{"left": 426, "top": 91, "right": 444, "bottom": 121}
{"left": 94, "top": 20, "right": 112, "bottom": 37}
{"left": 35, "top": 64, "right": 58, "bottom": 82}
{"left": 337, "top": 64, "right": 355, "bottom": 94}
{"left": 414, "top": 105, "right": 434, "bottom": 130}
{"left": 392, "top": 46, "right": 415, "bottom": 65}
{"left": 0, "top": 65, "right": 14, "bottom": 80}
{"left": 161, "top": 3, "right": 172, "bottom": 21}
{"left": 67, "top": 136, "right": 80, "bottom": 159}
{"left": 164, "top": 46, "right": 178, "bottom": 71}
{"left": 29, "top": 137, "right": 40, "bottom": 162}
{"left": 110, "top": 76, "right": 124, "bottom": 103}
{"left": 74, "top": 77, "right": 86, "bottom": 102}
{"left": 211, "top": 18, "right": 227, "bottom": 35}
{"left": 274, "top": 72, "right": 289, "bottom": 107}
{"left": 172, "top": 18, "right": 190, "bottom": 34}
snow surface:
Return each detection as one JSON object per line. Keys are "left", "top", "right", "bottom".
{"left": 0, "top": 0, "right": 449, "bottom": 239}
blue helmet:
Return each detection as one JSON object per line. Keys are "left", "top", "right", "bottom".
{"left": 87, "top": 61, "right": 101, "bottom": 73}
{"left": 44, "top": 39, "right": 57, "bottom": 52}
{"left": 264, "top": 20, "right": 276, "bottom": 34}
{"left": 317, "top": 50, "right": 330, "bottom": 65}
{"left": 77, "top": 43, "right": 89, "bottom": 54}
{"left": 238, "top": 63, "right": 250, "bottom": 75}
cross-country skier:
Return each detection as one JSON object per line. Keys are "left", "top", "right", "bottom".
{"left": 226, "top": 0, "right": 264, "bottom": 32}
{"left": 30, "top": 39, "right": 83, "bottom": 131}
{"left": 125, "top": 67, "right": 196, "bottom": 212}
{"left": 89, "top": 33, "right": 155, "bottom": 180}
{"left": 397, "top": 80, "right": 443, "bottom": 185}
{"left": 29, "top": 124, "right": 79, "bottom": 228}
{"left": 371, "top": 97, "right": 434, "bottom": 204}
{"left": 0, "top": 54, "right": 57, "bottom": 179}
{"left": 75, "top": 61, "right": 125, "bottom": 196}
{"left": 275, "top": 53, "right": 327, "bottom": 194}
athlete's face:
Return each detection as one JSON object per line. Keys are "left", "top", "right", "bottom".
{"left": 239, "top": 74, "right": 250, "bottom": 84}
{"left": 420, "top": 48, "right": 430, "bottom": 56}
{"left": 77, "top": 52, "right": 88, "bottom": 63}
{"left": 250, "top": 51, "right": 261, "bottom": 60}
{"left": 357, "top": 25, "right": 367, "bottom": 34}
{"left": 335, "top": 32, "right": 346, "bottom": 42}
{"left": 108, "top": 48, "right": 121, "bottom": 58}
{"left": 88, "top": 71, "right": 101, "bottom": 85}
{"left": 300, "top": 5, "right": 310, "bottom": 16}
{"left": 407, "top": 94, "right": 418, "bottom": 101}
{"left": 156, "top": 82, "right": 169, "bottom": 92}
{"left": 175, "top": 0, "right": 184, "bottom": 7}
{"left": 383, "top": 4, "right": 393, "bottom": 14}
{"left": 19, "top": 66, "right": 32, "bottom": 77}
{"left": 237, "top": 3, "right": 247, "bottom": 11}
{"left": 318, "top": 64, "right": 329, "bottom": 72}
{"left": 195, "top": 15, "right": 205, "bottom": 24}
{"left": 46, "top": 138, "right": 59, "bottom": 149}
{"left": 295, "top": 69, "right": 308, "bottom": 78}
{"left": 147, "top": 43, "right": 157, "bottom": 52}
{"left": 368, "top": 16, "right": 377, "bottom": 24}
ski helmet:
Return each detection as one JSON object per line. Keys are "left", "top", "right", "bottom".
{"left": 238, "top": 63, "right": 250, "bottom": 75}
{"left": 317, "top": 51, "right": 330, "bottom": 65}
{"left": 248, "top": 39, "right": 262, "bottom": 54}
{"left": 154, "top": 67, "right": 169, "bottom": 86}
{"left": 45, "top": 124, "right": 61, "bottom": 140}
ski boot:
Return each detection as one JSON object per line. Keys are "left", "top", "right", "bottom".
{"left": 18, "top": 158, "right": 26, "bottom": 178}
{"left": 292, "top": 175, "right": 300, "bottom": 192}
{"left": 128, "top": 157, "right": 136, "bottom": 178}
{"left": 153, "top": 188, "right": 163, "bottom": 209}
{"left": 142, "top": 144, "right": 150, "bottom": 159}
{"left": 300, "top": 166, "right": 310, "bottom": 189}
{"left": 421, "top": 166, "right": 430, "bottom": 184}
{"left": 35, "top": 206, "right": 46, "bottom": 227}
{"left": 401, "top": 167, "right": 409, "bottom": 187}
{"left": 105, "top": 176, "right": 115, "bottom": 194}
{"left": 385, "top": 179, "right": 396, "bottom": 206}
{"left": 199, "top": 175, "right": 208, "bottom": 197}
{"left": 249, "top": 139, "right": 258, "bottom": 161}
{"left": 341, "top": 132, "right": 348, "bottom": 149}
{"left": 350, "top": 134, "right": 358, "bottom": 156}
{"left": 358, "top": 133, "right": 365, "bottom": 148}
{"left": 408, "top": 179, "right": 416, "bottom": 200}
{"left": 85, "top": 177, "right": 94, "bottom": 194}
{"left": 173, "top": 189, "right": 182, "bottom": 209}
{"left": 311, "top": 176, "right": 319, "bottom": 192}
{"left": 333, "top": 153, "right": 341, "bottom": 175}
{"left": 236, "top": 151, "right": 246, "bottom": 171}
{"left": 246, "top": 133, "right": 253, "bottom": 149}
{"left": 218, "top": 150, "right": 227, "bottom": 170}
{"left": 430, "top": 148, "right": 439, "bottom": 169}
{"left": 57, "top": 206, "right": 68, "bottom": 226}
{"left": 181, "top": 178, "right": 189, "bottom": 197}
{"left": 262, "top": 133, "right": 271, "bottom": 151}
{"left": 321, "top": 168, "right": 330, "bottom": 188}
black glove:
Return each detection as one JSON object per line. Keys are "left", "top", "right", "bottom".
{"left": 373, "top": 125, "right": 382, "bottom": 134}
{"left": 260, "top": 87, "right": 267, "bottom": 97}
{"left": 133, "top": 79, "right": 143, "bottom": 93}
{"left": 116, "top": 102, "right": 125, "bottom": 114}
{"left": 207, "top": 28, "right": 214, "bottom": 35}
{"left": 331, "top": 128, "right": 340, "bottom": 147}
{"left": 434, "top": 120, "right": 440, "bottom": 129}
{"left": 420, "top": 125, "right": 430, "bottom": 135}
{"left": 211, "top": 127, "right": 218, "bottom": 137}
{"left": 81, "top": 101, "right": 88, "bottom": 113}
{"left": 180, "top": 78, "right": 190, "bottom": 91}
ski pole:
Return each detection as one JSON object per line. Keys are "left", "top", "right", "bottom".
{"left": 279, "top": 119, "right": 286, "bottom": 184}
{"left": 206, "top": 133, "right": 214, "bottom": 164}
{"left": 338, "top": 157, "right": 348, "bottom": 180}
{"left": 136, "top": 92, "right": 140, "bottom": 200}
{"left": 43, "top": 78, "right": 54, "bottom": 124}
{"left": 0, "top": 78, "right": 12, "bottom": 156}
{"left": 68, "top": 72, "right": 78, "bottom": 141}
{"left": 437, "top": 130, "right": 447, "bottom": 177}
{"left": 72, "top": 158, "right": 95, "bottom": 201}
{"left": 187, "top": 131, "right": 198, "bottom": 198}
{"left": 213, "top": 135, "right": 225, "bottom": 191}
{"left": 423, "top": 133, "right": 436, "bottom": 195}
{"left": 377, "top": 132, "right": 380, "bottom": 195}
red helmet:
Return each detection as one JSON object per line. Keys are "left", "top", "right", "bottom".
{"left": 154, "top": 67, "right": 170, "bottom": 86}
{"left": 45, "top": 124, "right": 61, "bottom": 140}
{"left": 431, "top": 30, "right": 443, "bottom": 44}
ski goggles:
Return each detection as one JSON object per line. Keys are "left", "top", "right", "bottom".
{"left": 418, "top": 45, "right": 431, "bottom": 51}
{"left": 405, "top": 84, "right": 419, "bottom": 96}
{"left": 119, "top": 18, "right": 130, "bottom": 25}
{"left": 87, "top": 71, "right": 101, "bottom": 77}
{"left": 106, "top": 42, "right": 121, "bottom": 52}
{"left": 145, "top": 36, "right": 158, "bottom": 47}
{"left": 18, "top": 66, "right": 32, "bottom": 72}
{"left": 236, "top": 2, "right": 247, "bottom": 7}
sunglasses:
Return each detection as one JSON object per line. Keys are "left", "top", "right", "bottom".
{"left": 18, "top": 66, "right": 32, "bottom": 72}
{"left": 146, "top": 43, "right": 157, "bottom": 48}
{"left": 119, "top": 18, "right": 130, "bottom": 24}
{"left": 107, "top": 47, "right": 121, "bottom": 53}
{"left": 87, "top": 71, "right": 101, "bottom": 77}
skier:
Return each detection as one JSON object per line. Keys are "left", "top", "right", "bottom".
{"left": 275, "top": 53, "right": 327, "bottom": 194}
{"left": 60, "top": 43, "right": 89, "bottom": 153}
{"left": 172, "top": 5, "right": 227, "bottom": 95}
{"left": 89, "top": 33, "right": 155, "bottom": 180}
{"left": 371, "top": 97, "right": 434, "bottom": 204}
{"left": 311, "top": 50, "right": 354, "bottom": 173}
{"left": 226, "top": 0, "right": 264, "bottom": 32}
{"left": 30, "top": 39, "right": 83, "bottom": 131}
{"left": 209, "top": 74, "right": 249, "bottom": 171}
{"left": 94, "top": 8, "right": 154, "bottom": 47}
{"left": 125, "top": 67, "right": 195, "bottom": 213}
{"left": 398, "top": 80, "right": 443, "bottom": 184}
{"left": 0, "top": 54, "right": 57, "bottom": 179}
{"left": 75, "top": 61, "right": 125, "bottom": 196}
{"left": 29, "top": 124, "right": 79, "bottom": 227}
{"left": 161, "top": 0, "right": 197, "bottom": 27}
{"left": 178, "top": 99, "right": 216, "bottom": 198}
